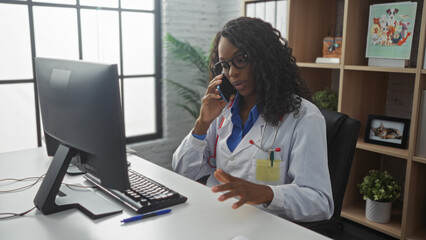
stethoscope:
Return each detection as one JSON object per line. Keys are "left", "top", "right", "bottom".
{"left": 249, "top": 122, "right": 282, "bottom": 167}
{"left": 207, "top": 118, "right": 282, "bottom": 168}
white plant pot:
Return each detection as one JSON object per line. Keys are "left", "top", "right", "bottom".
{"left": 365, "top": 198, "right": 392, "bottom": 223}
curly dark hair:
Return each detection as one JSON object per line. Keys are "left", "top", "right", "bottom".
{"left": 209, "top": 17, "right": 311, "bottom": 125}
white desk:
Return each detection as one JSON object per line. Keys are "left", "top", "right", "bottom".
{"left": 0, "top": 148, "right": 330, "bottom": 240}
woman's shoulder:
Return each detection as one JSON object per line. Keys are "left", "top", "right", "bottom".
{"left": 280, "top": 96, "right": 324, "bottom": 125}
{"left": 283, "top": 97, "right": 325, "bottom": 130}
{"left": 298, "top": 97, "right": 323, "bottom": 118}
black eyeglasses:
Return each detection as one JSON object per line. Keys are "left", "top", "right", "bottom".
{"left": 212, "top": 53, "right": 249, "bottom": 75}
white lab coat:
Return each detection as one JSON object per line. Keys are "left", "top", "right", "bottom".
{"left": 172, "top": 98, "right": 334, "bottom": 222}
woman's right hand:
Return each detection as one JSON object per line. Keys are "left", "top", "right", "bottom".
{"left": 193, "top": 75, "right": 234, "bottom": 135}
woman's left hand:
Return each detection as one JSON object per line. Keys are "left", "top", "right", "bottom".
{"left": 211, "top": 168, "right": 274, "bottom": 209}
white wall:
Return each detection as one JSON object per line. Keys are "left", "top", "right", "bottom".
{"left": 129, "top": 0, "right": 240, "bottom": 170}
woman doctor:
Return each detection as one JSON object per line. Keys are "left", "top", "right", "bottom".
{"left": 172, "top": 17, "right": 334, "bottom": 222}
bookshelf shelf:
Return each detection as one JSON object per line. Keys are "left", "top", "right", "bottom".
{"left": 356, "top": 139, "right": 409, "bottom": 160}
{"left": 242, "top": 0, "right": 426, "bottom": 239}
{"left": 412, "top": 156, "right": 426, "bottom": 164}
{"left": 341, "top": 203, "right": 402, "bottom": 239}
{"left": 297, "top": 62, "right": 341, "bottom": 69}
{"left": 344, "top": 65, "right": 418, "bottom": 74}
{"left": 406, "top": 228, "right": 426, "bottom": 240}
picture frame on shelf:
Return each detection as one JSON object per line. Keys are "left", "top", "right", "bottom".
{"left": 364, "top": 114, "right": 410, "bottom": 149}
{"left": 365, "top": 2, "right": 417, "bottom": 67}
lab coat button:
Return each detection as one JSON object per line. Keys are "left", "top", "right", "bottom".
{"left": 229, "top": 156, "right": 235, "bottom": 161}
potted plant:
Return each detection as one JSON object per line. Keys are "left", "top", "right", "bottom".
{"left": 312, "top": 88, "right": 338, "bottom": 111}
{"left": 357, "top": 169, "right": 402, "bottom": 223}
{"left": 163, "top": 33, "right": 210, "bottom": 119}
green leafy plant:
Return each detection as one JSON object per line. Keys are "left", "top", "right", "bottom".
{"left": 164, "top": 32, "right": 210, "bottom": 119}
{"left": 312, "top": 88, "right": 338, "bottom": 111}
{"left": 357, "top": 170, "right": 402, "bottom": 202}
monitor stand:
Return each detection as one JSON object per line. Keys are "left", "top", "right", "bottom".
{"left": 34, "top": 144, "right": 122, "bottom": 219}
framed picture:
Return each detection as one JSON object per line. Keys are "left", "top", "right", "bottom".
{"left": 364, "top": 114, "right": 410, "bottom": 149}
{"left": 365, "top": 2, "right": 417, "bottom": 59}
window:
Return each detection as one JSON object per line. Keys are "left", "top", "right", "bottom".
{"left": 245, "top": 0, "right": 288, "bottom": 39}
{"left": 0, "top": 0, "right": 161, "bottom": 153}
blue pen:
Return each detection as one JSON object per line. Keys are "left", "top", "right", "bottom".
{"left": 120, "top": 209, "right": 172, "bottom": 224}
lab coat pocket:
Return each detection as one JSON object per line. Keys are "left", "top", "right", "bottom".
{"left": 255, "top": 159, "right": 282, "bottom": 182}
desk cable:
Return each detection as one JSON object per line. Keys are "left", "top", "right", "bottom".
{"left": 0, "top": 174, "right": 46, "bottom": 193}
{"left": 0, "top": 173, "right": 97, "bottom": 220}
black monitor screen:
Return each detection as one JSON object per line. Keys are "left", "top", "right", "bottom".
{"left": 34, "top": 57, "right": 130, "bottom": 217}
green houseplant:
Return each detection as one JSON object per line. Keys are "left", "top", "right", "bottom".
{"left": 312, "top": 88, "right": 338, "bottom": 111}
{"left": 358, "top": 169, "right": 402, "bottom": 202}
{"left": 357, "top": 170, "right": 402, "bottom": 223}
{"left": 164, "top": 33, "right": 210, "bottom": 119}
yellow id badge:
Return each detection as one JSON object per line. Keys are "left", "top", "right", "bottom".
{"left": 256, "top": 159, "right": 281, "bottom": 181}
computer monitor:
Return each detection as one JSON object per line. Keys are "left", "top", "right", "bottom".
{"left": 33, "top": 57, "right": 130, "bottom": 218}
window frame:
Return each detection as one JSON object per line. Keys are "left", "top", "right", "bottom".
{"left": 0, "top": 0, "right": 162, "bottom": 148}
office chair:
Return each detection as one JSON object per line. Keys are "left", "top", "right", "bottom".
{"left": 299, "top": 109, "right": 361, "bottom": 238}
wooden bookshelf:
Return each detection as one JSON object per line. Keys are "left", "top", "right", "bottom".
{"left": 242, "top": 0, "right": 426, "bottom": 239}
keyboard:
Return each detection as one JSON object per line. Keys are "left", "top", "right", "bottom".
{"left": 84, "top": 169, "right": 187, "bottom": 214}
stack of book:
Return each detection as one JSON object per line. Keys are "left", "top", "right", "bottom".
{"left": 416, "top": 90, "right": 426, "bottom": 158}
{"left": 315, "top": 37, "right": 342, "bottom": 64}
{"left": 315, "top": 57, "right": 340, "bottom": 64}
